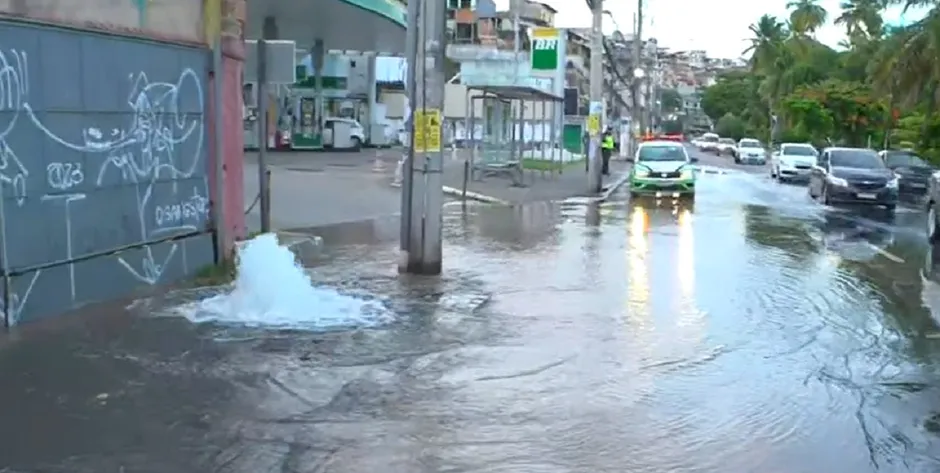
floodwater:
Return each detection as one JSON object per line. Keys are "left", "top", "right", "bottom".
{"left": 1, "top": 164, "right": 940, "bottom": 473}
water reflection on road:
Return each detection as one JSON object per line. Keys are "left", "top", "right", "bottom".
{"left": 0, "top": 168, "right": 939, "bottom": 472}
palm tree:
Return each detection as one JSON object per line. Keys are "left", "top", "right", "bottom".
{"left": 874, "top": 9, "right": 940, "bottom": 147}
{"left": 787, "top": 0, "right": 829, "bottom": 36}
{"left": 743, "top": 15, "right": 788, "bottom": 71}
{"left": 836, "top": 0, "right": 885, "bottom": 43}
{"left": 835, "top": 0, "right": 885, "bottom": 44}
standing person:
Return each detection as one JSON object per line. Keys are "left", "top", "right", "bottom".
{"left": 601, "top": 127, "right": 615, "bottom": 175}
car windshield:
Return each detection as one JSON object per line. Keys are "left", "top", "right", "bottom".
{"left": 719, "top": 138, "right": 735, "bottom": 144}
{"left": 703, "top": 136, "right": 718, "bottom": 143}
{"left": 638, "top": 145, "right": 686, "bottom": 162}
{"left": 884, "top": 151, "right": 929, "bottom": 167}
{"left": 740, "top": 139, "right": 761, "bottom": 148}
{"left": 830, "top": 149, "right": 884, "bottom": 169}
{"left": 781, "top": 145, "right": 816, "bottom": 156}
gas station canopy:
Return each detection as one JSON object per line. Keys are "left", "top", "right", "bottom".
{"left": 245, "top": 0, "right": 406, "bottom": 53}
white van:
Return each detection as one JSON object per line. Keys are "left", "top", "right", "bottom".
{"left": 323, "top": 117, "right": 366, "bottom": 151}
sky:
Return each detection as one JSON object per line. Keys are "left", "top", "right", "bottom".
{"left": 494, "top": 0, "right": 926, "bottom": 59}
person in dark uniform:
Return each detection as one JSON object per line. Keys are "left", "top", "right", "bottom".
{"left": 601, "top": 127, "right": 615, "bottom": 175}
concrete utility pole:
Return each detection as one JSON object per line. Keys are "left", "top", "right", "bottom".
{"left": 587, "top": 0, "right": 604, "bottom": 194}
{"left": 632, "top": 0, "right": 643, "bottom": 142}
{"left": 399, "top": 0, "right": 446, "bottom": 275}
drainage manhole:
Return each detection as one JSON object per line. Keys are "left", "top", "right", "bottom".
{"left": 326, "top": 163, "right": 359, "bottom": 168}
{"left": 285, "top": 167, "right": 324, "bottom": 173}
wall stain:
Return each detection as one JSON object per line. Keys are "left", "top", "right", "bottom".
{"left": 130, "top": 0, "right": 148, "bottom": 28}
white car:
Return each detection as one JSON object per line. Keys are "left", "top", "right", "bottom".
{"left": 716, "top": 138, "right": 736, "bottom": 155}
{"left": 734, "top": 138, "right": 767, "bottom": 164}
{"left": 770, "top": 142, "right": 818, "bottom": 182}
{"left": 697, "top": 133, "right": 719, "bottom": 152}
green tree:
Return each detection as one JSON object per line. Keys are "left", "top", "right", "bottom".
{"left": 704, "top": 0, "right": 940, "bottom": 160}
{"left": 700, "top": 72, "right": 751, "bottom": 122}
{"left": 715, "top": 113, "right": 747, "bottom": 140}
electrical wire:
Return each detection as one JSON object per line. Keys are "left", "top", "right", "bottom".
{"left": 580, "top": 0, "right": 641, "bottom": 112}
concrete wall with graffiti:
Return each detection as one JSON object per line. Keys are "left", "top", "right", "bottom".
{"left": 0, "top": 20, "right": 214, "bottom": 325}
{"left": 0, "top": 0, "right": 205, "bottom": 43}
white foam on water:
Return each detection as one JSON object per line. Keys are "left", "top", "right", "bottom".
{"left": 176, "top": 233, "right": 384, "bottom": 330}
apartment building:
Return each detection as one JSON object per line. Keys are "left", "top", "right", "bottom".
{"left": 446, "top": 0, "right": 556, "bottom": 48}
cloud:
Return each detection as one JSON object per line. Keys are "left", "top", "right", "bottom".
{"left": 494, "top": 0, "right": 927, "bottom": 58}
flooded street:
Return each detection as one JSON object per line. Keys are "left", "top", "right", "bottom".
{"left": 2, "top": 165, "right": 940, "bottom": 472}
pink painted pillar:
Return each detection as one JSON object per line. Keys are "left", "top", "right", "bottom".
{"left": 208, "top": 35, "right": 246, "bottom": 257}
{"left": 222, "top": 37, "right": 247, "bottom": 245}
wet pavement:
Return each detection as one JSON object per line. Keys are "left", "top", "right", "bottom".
{"left": 2, "top": 154, "right": 940, "bottom": 473}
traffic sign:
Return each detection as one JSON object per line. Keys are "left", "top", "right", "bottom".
{"left": 587, "top": 114, "right": 600, "bottom": 134}
{"left": 413, "top": 108, "right": 441, "bottom": 153}
{"left": 530, "top": 28, "right": 559, "bottom": 73}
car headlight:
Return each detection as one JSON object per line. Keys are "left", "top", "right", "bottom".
{"left": 634, "top": 168, "right": 650, "bottom": 177}
{"left": 680, "top": 169, "right": 694, "bottom": 180}
{"left": 828, "top": 176, "right": 848, "bottom": 186}
{"left": 887, "top": 177, "right": 899, "bottom": 188}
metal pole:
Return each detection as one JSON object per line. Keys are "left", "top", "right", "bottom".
{"left": 632, "top": 0, "right": 644, "bottom": 139}
{"left": 399, "top": 0, "right": 419, "bottom": 272}
{"left": 211, "top": 36, "right": 227, "bottom": 259}
{"left": 512, "top": 0, "right": 521, "bottom": 79}
{"left": 587, "top": 0, "right": 604, "bottom": 193}
{"left": 313, "top": 39, "right": 325, "bottom": 144}
{"left": 256, "top": 39, "right": 271, "bottom": 232}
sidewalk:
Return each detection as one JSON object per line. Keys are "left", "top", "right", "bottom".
{"left": 441, "top": 157, "right": 629, "bottom": 204}
{"left": 243, "top": 150, "right": 403, "bottom": 234}
{"left": 241, "top": 149, "right": 630, "bottom": 236}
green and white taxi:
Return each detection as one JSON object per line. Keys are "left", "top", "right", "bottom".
{"left": 629, "top": 141, "right": 698, "bottom": 198}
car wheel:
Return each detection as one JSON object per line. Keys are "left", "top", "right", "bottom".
{"left": 350, "top": 137, "right": 362, "bottom": 152}
{"left": 821, "top": 185, "right": 831, "bottom": 205}
{"left": 770, "top": 166, "right": 776, "bottom": 178}
{"left": 928, "top": 201, "right": 939, "bottom": 242}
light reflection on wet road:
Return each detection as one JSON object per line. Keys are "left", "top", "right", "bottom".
{"left": 2, "top": 160, "right": 940, "bottom": 472}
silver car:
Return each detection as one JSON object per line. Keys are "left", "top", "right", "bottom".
{"left": 771, "top": 142, "right": 818, "bottom": 182}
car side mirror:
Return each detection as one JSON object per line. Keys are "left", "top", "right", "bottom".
{"left": 690, "top": 156, "right": 699, "bottom": 163}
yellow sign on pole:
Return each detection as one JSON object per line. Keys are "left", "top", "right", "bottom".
{"left": 413, "top": 108, "right": 442, "bottom": 153}
{"left": 587, "top": 114, "right": 600, "bottom": 134}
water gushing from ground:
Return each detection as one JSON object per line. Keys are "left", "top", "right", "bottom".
{"left": 178, "top": 233, "right": 384, "bottom": 330}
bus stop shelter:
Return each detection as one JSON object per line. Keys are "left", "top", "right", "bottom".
{"left": 465, "top": 84, "right": 564, "bottom": 188}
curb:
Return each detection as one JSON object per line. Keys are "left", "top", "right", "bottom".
{"left": 441, "top": 186, "right": 510, "bottom": 205}
{"left": 598, "top": 172, "right": 631, "bottom": 201}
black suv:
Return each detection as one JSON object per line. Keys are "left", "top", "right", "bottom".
{"left": 879, "top": 150, "right": 934, "bottom": 199}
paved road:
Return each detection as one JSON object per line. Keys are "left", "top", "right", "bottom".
{"left": 2, "top": 147, "right": 940, "bottom": 472}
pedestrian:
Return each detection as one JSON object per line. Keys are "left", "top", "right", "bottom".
{"left": 601, "top": 127, "right": 615, "bottom": 176}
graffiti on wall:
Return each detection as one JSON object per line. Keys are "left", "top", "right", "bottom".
{"left": 0, "top": 25, "right": 213, "bottom": 325}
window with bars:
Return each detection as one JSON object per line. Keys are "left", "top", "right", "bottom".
{"left": 448, "top": 0, "right": 476, "bottom": 8}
